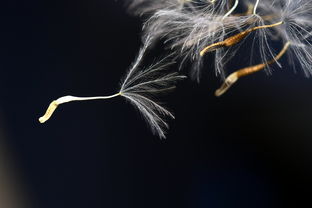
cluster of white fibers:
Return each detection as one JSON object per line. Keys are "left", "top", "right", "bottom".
{"left": 261, "top": 0, "right": 312, "bottom": 77}
{"left": 119, "top": 37, "right": 186, "bottom": 138}
{"left": 129, "top": 0, "right": 312, "bottom": 80}
{"left": 125, "top": 0, "right": 208, "bottom": 16}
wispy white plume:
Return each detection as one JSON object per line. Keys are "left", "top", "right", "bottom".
{"left": 120, "top": 37, "right": 186, "bottom": 138}
{"left": 143, "top": 5, "right": 263, "bottom": 79}
{"left": 262, "top": 0, "right": 312, "bottom": 76}
{"left": 125, "top": 0, "right": 198, "bottom": 16}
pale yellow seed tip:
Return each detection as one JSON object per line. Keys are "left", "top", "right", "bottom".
{"left": 215, "top": 73, "right": 238, "bottom": 97}
{"left": 39, "top": 101, "right": 59, "bottom": 123}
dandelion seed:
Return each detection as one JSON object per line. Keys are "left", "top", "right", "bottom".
{"left": 215, "top": 41, "right": 290, "bottom": 96}
{"left": 39, "top": 37, "right": 186, "bottom": 139}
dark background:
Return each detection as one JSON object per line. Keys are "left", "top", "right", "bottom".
{"left": 0, "top": 0, "right": 311, "bottom": 207}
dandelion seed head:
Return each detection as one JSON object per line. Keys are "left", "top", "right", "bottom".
{"left": 143, "top": 5, "right": 259, "bottom": 79}
{"left": 129, "top": 0, "right": 312, "bottom": 94}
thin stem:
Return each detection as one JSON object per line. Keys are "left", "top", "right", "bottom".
{"left": 56, "top": 93, "right": 121, "bottom": 104}
{"left": 222, "top": 0, "right": 239, "bottom": 20}
{"left": 252, "top": 21, "right": 282, "bottom": 31}
{"left": 253, "top": 0, "right": 260, "bottom": 15}
{"left": 39, "top": 92, "right": 121, "bottom": 123}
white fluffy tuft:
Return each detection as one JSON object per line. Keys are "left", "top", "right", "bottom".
{"left": 120, "top": 37, "right": 186, "bottom": 139}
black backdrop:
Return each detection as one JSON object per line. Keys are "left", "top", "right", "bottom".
{"left": 0, "top": 0, "right": 311, "bottom": 208}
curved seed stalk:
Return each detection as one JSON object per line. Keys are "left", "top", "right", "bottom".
{"left": 200, "top": 21, "right": 283, "bottom": 56}
{"left": 215, "top": 41, "right": 290, "bottom": 96}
